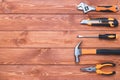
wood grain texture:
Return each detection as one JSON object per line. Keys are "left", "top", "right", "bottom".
{"left": 1, "top": 0, "right": 119, "bottom": 14}
{"left": 0, "top": 0, "right": 120, "bottom": 79}
{"left": 0, "top": 48, "right": 120, "bottom": 65}
{"left": 0, "top": 65, "right": 119, "bottom": 80}
{"left": 0, "top": 14, "right": 119, "bottom": 30}
{"left": 0, "top": 2, "right": 3, "bottom": 13}
{"left": 0, "top": 31, "right": 119, "bottom": 48}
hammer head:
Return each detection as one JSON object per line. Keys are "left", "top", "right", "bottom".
{"left": 74, "top": 41, "right": 82, "bottom": 63}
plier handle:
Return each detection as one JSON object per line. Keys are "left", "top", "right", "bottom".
{"left": 80, "top": 62, "right": 116, "bottom": 75}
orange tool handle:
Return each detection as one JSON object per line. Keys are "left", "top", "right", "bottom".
{"left": 96, "top": 62, "right": 116, "bottom": 75}
{"left": 96, "top": 70, "right": 116, "bottom": 75}
{"left": 96, "top": 6, "right": 118, "bottom": 12}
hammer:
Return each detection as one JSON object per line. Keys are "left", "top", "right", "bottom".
{"left": 75, "top": 41, "right": 120, "bottom": 63}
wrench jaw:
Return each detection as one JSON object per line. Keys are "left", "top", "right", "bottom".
{"left": 77, "top": 2, "right": 84, "bottom": 10}
{"left": 77, "top": 2, "right": 96, "bottom": 13}
{"left": 84, "top": 6, "right": 95, "bottom": 13}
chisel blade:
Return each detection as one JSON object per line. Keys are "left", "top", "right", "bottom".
{"left": 80, "top": 20, "right": 88, "bottom": 24}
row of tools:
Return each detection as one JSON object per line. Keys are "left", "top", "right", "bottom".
{"left": 74, "top": 2, "right": 119, "bottom": 76}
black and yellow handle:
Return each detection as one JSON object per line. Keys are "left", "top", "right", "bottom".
{"left": 96, "top": 6, "right": 119, "bottom": 12}
{"left": 82, "top": 49, "right": 120, "bottom": 55}
{"left": 90, "top": 18, "right": 118, "bottom": 27}
{"left": 96, "top": 62, "right": 116, "bottom": 75}
{"left": 99, "top": 34, "right": 117, "bottom": 39}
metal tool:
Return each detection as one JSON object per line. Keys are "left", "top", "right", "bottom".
{"left": 74, "top": 41, "right": 82, "bottom": 63}
{"left": 80, "top": 62, "right": 116, "bottom": 75}
{"left": 77, "top": 34, "right": 118, "bottom": 40}
{"left": 74, "top": 41, "right": 120, "bottom": 63}
{"left": 80, "top": 18, "right": 118, "bottom": 27}
{"left": 77, "top": 2, "right": 119, "bottom": 13}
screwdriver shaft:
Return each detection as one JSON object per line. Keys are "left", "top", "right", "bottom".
{"left": 77, "top": 35, "right": 98, "bottom": 38}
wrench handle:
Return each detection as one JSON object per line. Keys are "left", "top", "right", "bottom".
{"left": 96, "top": 6, "right": 119, "bottom": 12}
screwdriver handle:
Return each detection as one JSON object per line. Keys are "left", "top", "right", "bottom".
{"left": 99, "top": 34, "right": 117, "bottom": 39}
{"left": 96, "top": 5, "right": 119, "bottom": 12}
{"left": 97, "top": 49, "right": 120, "bottom": 55}
{"left": 91, "top": 18, "right": 118, "bottom": 27}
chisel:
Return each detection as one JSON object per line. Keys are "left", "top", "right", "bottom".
{"left": 80, "top": 18, "right": 118, "bottom": 27}
{"left": 77, "top": 34, "right": 117, "bottom": 40}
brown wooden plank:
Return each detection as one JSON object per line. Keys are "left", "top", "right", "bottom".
{"left": 0, "top": 0, "right": 119, "bottom": 80}
{"left": 0, "top": 48, "right": 120, "bottom": 64}
{"left": 0, "top": 14, "right": 120, "bottom": 30}
{"left": 0, "top": 65, "right": 119, "bottom": 80}
{"left": 0, "top": 31, "right": 120, "bottom": 48}
{"left": 2, "top": 0, "right": 119, "bottom": 14}
{"left": 0, "top": 1, "right": 4, "bottom": 13}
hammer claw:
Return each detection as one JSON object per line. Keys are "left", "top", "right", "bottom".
{"left": 74, "top": 41, "right": 82, "bottom": 63}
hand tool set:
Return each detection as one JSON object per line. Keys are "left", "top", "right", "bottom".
{"left": 74, "top": 2, "right": 119, "bottom": 76}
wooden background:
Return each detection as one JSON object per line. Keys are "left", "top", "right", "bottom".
{"left": 0, "top": 0, "right": 120, "bottom": 80}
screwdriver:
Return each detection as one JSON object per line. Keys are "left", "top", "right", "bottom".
{"left": 80, "top": 18, "right": 118, "bottom": 27}
{"left": 77, "top": 34, "right": 117, "bottom": 40}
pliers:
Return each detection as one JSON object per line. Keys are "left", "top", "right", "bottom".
{"left": 80, "top": 62, "right": 116, "bottom": 75}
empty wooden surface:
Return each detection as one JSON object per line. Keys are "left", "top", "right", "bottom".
{"left": 0, "top": 0, "right": 120, "bottom": 80}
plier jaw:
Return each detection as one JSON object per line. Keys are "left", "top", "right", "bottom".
{"left": 80, "top": 62, "right": 116, "bottom": 75}
{"left": 80, "top": 67, "right": 96, "bottom": 72}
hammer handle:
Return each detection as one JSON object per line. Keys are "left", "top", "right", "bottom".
{"left": 82, "top": 49, "right": 120, "bottom": 55}
{"left": 97, "top": 49, "right": 120, "bottom": 55}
